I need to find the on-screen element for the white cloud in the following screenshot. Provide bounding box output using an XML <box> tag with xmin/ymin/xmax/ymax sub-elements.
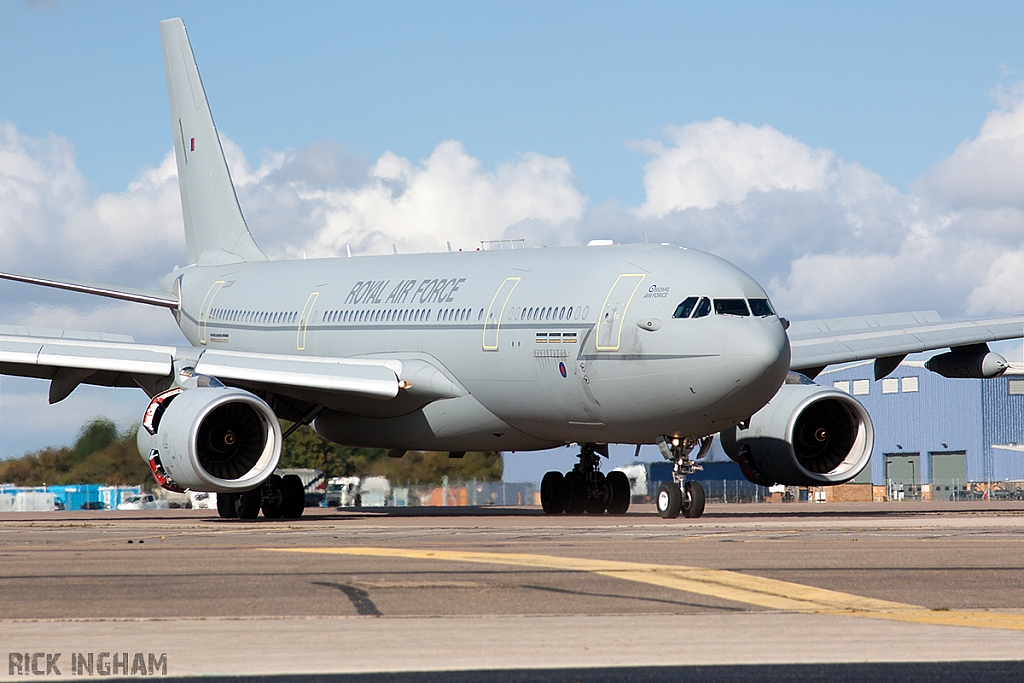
<box><xmin>0</xmin><ymin>122</ymin><xmax>184</xmax><ymax>285</ymax></box>
<box><xmin>289</xmin><ymin>141</ymin><xmax>585</xmax><ymax>257</ymax></box>
<box><xmin>617</xmin><ymin>101</ymin><xmax>1024</xmax><ymax>319</ymax></box>
<box><xmin>636</xmin><ymin>118</ymin><xmax>836</xmax><ymax>216</ymax></box>
<box><xmin>919</xmin><ymin>96</ymin><xmax>1024</xmax><ymax>210</ymax></box>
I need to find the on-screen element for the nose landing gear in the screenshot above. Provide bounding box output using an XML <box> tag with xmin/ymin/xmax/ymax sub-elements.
<box><xmin>654</xmin><ymin>435</ymin><xmax>711</xmax><ymax>519</ymax></box>
<box><xmin>540</xmin><ymin>443</ymin><xmax>631</xmax><ymax>515</ymax></box>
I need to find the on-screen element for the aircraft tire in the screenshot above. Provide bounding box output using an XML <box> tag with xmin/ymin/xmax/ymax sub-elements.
<box><xmin>585</xmin><ymin>471</ymin><xmax>607</xmax><ymax>515</ymax></box>
<box><xmin>237</xmin><ymin>488</ymin><xmax>262</xmax><ymax>519</ymax></box>
<box><xmin>217</xmin><ymin>492</ymin><xmax>239</xmax><ymax>519</ymax></box>
<box><xmin>540</xmin><ymin>471</ymin><xmax>565</xmax><ymax>514</ymax></box>
<box><xmin>562</xmin><ymin>471</ymin><xmax>588</xmax><ymax>515</ymax></box>
<box><xmin>682</xmin><ymin>481</ymin><xmax>706</xmax><ymax>519</ymax></box>
<box><xmin>656</xmin><ymin>482</ymin><xmax>682</xmax><ymax>519</ymax></box>
<box><xmin>261</xmin><ymin>474</ymin><xmax>284</xmax><ymax>519</ymax></box>
<box><xmin>606</xmin><ymin>471</ymin><xmax>631</xmax><ymax>515</ymax></box>
<box><xmin>281</xmin><ymin>474</ymin><xmax>306</xmax><ymax>519</ymax></box>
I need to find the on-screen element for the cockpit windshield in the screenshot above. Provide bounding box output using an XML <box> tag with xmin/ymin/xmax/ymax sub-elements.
<box><xmin>693</xmin><ymin>297</ymin><xmax>712</xmax><ymax>318</ymax></box>
<box><xmin>713</xmin><ymin>299</ymin><xmax>750</xmax><ymax>316</ymax></box>
<box><xmin>672</xmin><ymin>297</ymin><xmax>698</xmax><ymax>319</ymax></box>
<box><xmin>672</xmin><ymin>296</ymin><xmax>774</xmax><ymax>319</ymax></box>
<box><xmin>748</xmin><ymin>298</ymin><xmax>775</xmax><ymax>317</ymax></box>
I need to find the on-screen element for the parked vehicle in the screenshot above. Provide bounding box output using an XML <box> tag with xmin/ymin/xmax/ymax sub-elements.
<box><xmin>116</xmin><ymin>494</ymin><xmax>163</xmax><ymax>510</ymax></box>
<box><xmin>79</xmin><ymin>501</ymin><xmax>109</xmax><ymax>510</ymax></box>
<box><xmin>326</xmin><ymin>477</ymin><xmax>362</xmax><ymax>507</ymax></box>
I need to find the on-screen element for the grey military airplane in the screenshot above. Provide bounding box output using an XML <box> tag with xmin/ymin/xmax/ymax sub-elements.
<box><xmin>1</xmin><ymin>18</ymin><xmax>1022</xmax><ymax>520</ymax></box>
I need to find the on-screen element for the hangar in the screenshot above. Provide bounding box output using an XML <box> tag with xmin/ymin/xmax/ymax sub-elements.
<box><xmin>819</xmin><ymin>361</ymin><xmax>1024</xmax><ymax>500</ymax></box>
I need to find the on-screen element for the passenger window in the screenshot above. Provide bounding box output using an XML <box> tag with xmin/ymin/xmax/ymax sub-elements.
<box><xmin>714</xmin><ymin>299</ymin><xmax>750</xmax><ymax>316</ymax></box>
<box><xmin>673</xmin><ymin>297</ymin><xmax>698</xmax><ymax>319</ymax></box>
<box><xmin>749</xmin><ymin>298</ymin><xmax>775</xmax><ymax>317</ymax></box>
<box><xmin>692</xmin><ymin>297</ymin><xmax>712</xmax><ymax>318</ymax></box>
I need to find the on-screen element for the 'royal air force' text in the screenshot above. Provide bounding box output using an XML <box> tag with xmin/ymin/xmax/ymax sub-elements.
<box><xmin>344</xmin><ymin>278</ymin><xmax>466</xmax><ymax>306</ymax></box>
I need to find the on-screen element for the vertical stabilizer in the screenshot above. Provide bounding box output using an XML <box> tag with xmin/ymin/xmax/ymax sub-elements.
<box><xmin>160</xmin><ymin>18</ymin><xmax>267</xmax><ymax>266</ymax></box>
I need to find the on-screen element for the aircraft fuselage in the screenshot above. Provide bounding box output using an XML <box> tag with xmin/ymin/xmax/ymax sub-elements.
<box><xmin>170</xmin><ymin>243</ymin><xmax>791</xmax><ymax>451</ymax></box>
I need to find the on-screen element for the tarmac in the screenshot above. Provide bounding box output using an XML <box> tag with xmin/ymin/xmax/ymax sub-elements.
<box><xmin>2</xmin><ymin>501</ymin><xmax>1024</xmax><ymax>680</ymax></box>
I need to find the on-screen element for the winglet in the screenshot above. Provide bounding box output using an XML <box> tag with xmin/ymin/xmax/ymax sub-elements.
<box><xmin>160</xmin><ymin>18</ymin><xmax>267</xmax><ymax>266</ymax></box>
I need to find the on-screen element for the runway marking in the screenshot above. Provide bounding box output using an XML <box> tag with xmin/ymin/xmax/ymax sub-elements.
<box><xmin>267</xmin><ymin>547</ymin><xmax>1024</xmax><ymax>631</ymax></box>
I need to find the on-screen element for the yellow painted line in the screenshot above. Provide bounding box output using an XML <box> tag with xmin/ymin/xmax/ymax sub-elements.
<box><xmin>266</xmin><ymin>547</ymin><xmax>1024</xmax><ymax>631</ymax></box>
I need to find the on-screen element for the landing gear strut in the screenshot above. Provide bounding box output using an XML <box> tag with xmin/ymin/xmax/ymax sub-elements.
<box><xmin>540</xmin><ymin>443</ymin><xmax>630</xmax><ymax>515</ymax></box>
<box><xmin>215</xmin><ymin>473</ymin><xmax>305</xmax><ymax>520</ymax></box>
<box><xmin>654</xmin><ymin>435</ymin><xmax>711</xmax><ymax>519</ymax></box>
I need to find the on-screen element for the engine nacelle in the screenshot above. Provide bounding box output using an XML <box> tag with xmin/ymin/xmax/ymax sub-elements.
<box><xmin>925</xmin><ymin>349</ymin><xmax>1007</xmax><ymax>379</ymax></box>
<box><xmin>136</xmin><ymin>387</ymin><xmax>282</xmax><ymax>493</ymax></box>
<box><xmin>720</xmin><ymin>384</ymin><xmax>873</xmax><ymax>486</ymax></box>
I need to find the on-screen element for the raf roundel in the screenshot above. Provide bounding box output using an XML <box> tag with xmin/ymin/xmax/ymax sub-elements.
<box><xmin>558</xmin><ymin>362</ymin><xmax>567</xmax><ymax>378</ymax></box>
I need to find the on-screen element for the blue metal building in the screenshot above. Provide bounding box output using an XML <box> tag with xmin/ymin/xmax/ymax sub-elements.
<box><xmin>819</xmin><ymin>361</ymin><xmax>1024</xmax><ymax>496</ymax></box>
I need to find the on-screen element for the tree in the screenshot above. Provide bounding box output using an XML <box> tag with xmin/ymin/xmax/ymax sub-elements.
<box><xmin>0</xmin><ymin>419</ymin><xmax>150</xmax><ymax>486</ymax></box>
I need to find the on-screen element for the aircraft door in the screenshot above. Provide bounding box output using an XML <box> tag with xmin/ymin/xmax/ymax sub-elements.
<box><xmin>297</xmin><ymin>291</ymin><xmax>319</xmax><ymax>351</ymax></box>
<box><xmin>198</xmin><ymin>280</ymin><xmax>225</xmax><ymax>345</ymax></box>
<box><xmin>482</xmin><ymin>277</ymin><xmax>520</xmax><ymax>351</ymax></box>
<box><xmin>596</xmin><ymin>274</ymin><xmax>646</xmax><ymax>351</ymax></box>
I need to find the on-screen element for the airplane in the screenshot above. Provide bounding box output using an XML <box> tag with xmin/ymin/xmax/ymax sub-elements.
<box><xmin>1</xmin><ymin>17</ymin><xmax>1022</xmax><ymax>521</ymax></box>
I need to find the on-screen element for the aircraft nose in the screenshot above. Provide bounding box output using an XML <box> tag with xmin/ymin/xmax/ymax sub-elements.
<box><xmin>726</xmin><ymin>319</ymin><xmax>791</xmax><ymax>393</ymax></box>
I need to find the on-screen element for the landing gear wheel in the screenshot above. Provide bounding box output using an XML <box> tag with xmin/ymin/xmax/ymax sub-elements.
<box><xmin>236</xmin><ymin>488</ymin><xmax>262</xmax><ymax>519</ymax></box>
<box><xmin>261</xmin><ymin>474</ymin><xmax>284</xmax><ymax>519</ymax></box>
<box><xmin>585</xmin><ymin>471</ymin><xmax>607</xmax><ymax>515</ymax></box>
<box><xmin>540</xmin><ymin>471</ymin><xmax>565</xmax><ymax>514</ymax></box>
<box><xmin>280</xmin><ymin>474</ymin><xmax>305</xmax><ymax>519</ymax></box>
<box><xmin>682</xmin><ymin>481</ymin><xmax>706</xmax><ymax>519</ymax></box>
<box><xmin>217</xmin><ymin>492</ymin><xmax>238</xmax><ymax>519</ymax></box>
<box><xmin>606</xmin><ymin>471</ymin><xmax>631</xmax><ymax>515</ymax></box>
<box><xmin>562</xmin><ymin>471</ymin><xmax>587</xmax><ymax>515</ymax></box>
<box><xmin>656</xmin><ymin>482</ymin><xmax>682</xmax><ymax>519</ymax></box>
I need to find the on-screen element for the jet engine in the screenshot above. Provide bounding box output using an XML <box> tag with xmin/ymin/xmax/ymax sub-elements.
<box><xmin>136</xmin><ymin>387</ymin><xmax>282</xmax><ymax>492</ymax></box>
<box><xmin>925</xmin><ymin>345</ymin><xmax>1007</xmax><ymax>379</ymax></box>
<box><xmin>720</xmin><ymin>383</ymin><xmax>873</xmax><ymax>486</ymax></box>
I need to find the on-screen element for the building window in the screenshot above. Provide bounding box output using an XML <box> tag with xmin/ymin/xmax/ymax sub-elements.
<box><xmin>853</xmin><ymin>379</ymin><xmax>870</xmax><ymax>396</ymax></box>
<box><xmin>833</xmin><ymin>381</ymin><xmax>850</xmax><ymax>394</ymax></box>
<box><xmin>901</xmin><ymin>376</ymin><xmax>919</xmax><ymax>393</ymax></box>
<box><xmin>1010</xmin><ymin>379</ymin><xmax>1024</xmax><ymax>395</ymax></box>
<box><xmin>881</xmin><ymin>378</ymin><xmax>899</xmax><ymax>394</ymax></box>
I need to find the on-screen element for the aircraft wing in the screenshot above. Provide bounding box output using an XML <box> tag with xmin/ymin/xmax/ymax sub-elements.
<box><xmin>788</xmin><ymin>310</ymin><xmax>1024</xmax><ymax>377</ymax></box>
<box><xmin>0</xmin><ymin>328</ymin><xmax>414</xmax><ymax>404</ymax></box>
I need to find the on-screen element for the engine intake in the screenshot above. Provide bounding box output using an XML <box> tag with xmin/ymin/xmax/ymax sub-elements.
<box><xmin>720</xmin><ymin>384</ymin><xmax>873</xmax><ymax>486</ymax></box>
<box><xmin>137</xmin><ymin>387</ymin><xmax>282</xmax><ymax>492</ymax></box>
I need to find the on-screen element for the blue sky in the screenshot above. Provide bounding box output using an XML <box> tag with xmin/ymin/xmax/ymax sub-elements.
<box><xmin>3</xmin><ymin>1</ymin><xmax>1024</xmax><ymax>460</ymax></box>
<box><xmin>4</xmin><ymin>1</ymin><xmax>1024</xmax><ymax>203</ymax></box>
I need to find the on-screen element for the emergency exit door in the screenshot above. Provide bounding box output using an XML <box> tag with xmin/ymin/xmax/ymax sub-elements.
<box><xmin>596</xmin><ymin>274</ymin><xmax>645</xmax><ymax>351</ymax></box>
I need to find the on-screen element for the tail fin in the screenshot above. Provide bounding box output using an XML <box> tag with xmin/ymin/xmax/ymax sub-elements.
<box><xmin>160</xmin><ymin>18</ymin><xmax>267</xmax><ymax>266</ymax></box>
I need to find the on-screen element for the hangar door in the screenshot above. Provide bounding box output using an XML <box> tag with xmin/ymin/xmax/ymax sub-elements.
<box><xmin>885</xmin><ymin>454</ymin><xmax>921</xmax><ymax>501</ymax></box>
<box><xmin>930</xmin><ymin>452</ymin><xmax>968</xmax><ymax>500</ymax></box>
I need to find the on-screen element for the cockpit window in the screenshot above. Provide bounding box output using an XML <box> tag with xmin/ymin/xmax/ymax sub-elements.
<box><xmin>692</xmin><ymin>297</ymin><xmax>712</xmax><ymax>318</ymax></box>
<box><xmin>748</xmin><ymin>298</ymin><xmax>775</xmax><ymax>317</ymax></box>
<box><xmin>673</xmin><ymin>297</ymin><xmax>698</xmax><ymax>319</ymax></box>
<box><xmin>714</xmin><ymin>299</ymin><xmax>750</xmax><ymax>316</ymax></box>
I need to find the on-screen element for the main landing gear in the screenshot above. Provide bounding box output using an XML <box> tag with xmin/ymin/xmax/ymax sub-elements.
<box><xmin>540</xmin><ymin>443</ymin><xmax>631</xmax><ymax>515</ymax></box>
<box><xmin>654</xmin><ymin>435</ymin><xmax>711</xmax><ymax>519</ymax></box>
<box><xmin>216</xmin><ymin>473</ymin><xmax>305</xmax><ymax>520</ymax></box>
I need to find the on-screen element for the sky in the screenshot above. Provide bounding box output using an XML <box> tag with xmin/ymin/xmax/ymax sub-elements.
<box><xmin>2</xmin><ymin>1</ymin><xmax>1024</xmax><ymax>459</ymax></box>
